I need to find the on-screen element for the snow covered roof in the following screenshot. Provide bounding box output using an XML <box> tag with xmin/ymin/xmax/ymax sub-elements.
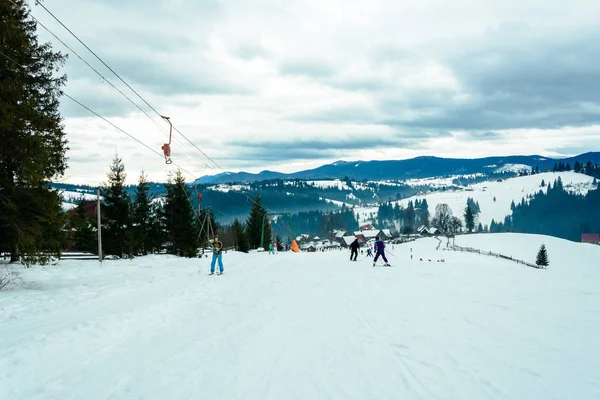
<box><xmin>342</xmin><ymin>236</ymin><xmax>356</xmax><ymax>246</ymax></box>
<box><xmin>362</xmin><ymin>230</ymin><xmax>379</xmax><ymax>238</ymax></box>
<box><xmin>381</xmin><ymin>229</ymin><xmax>392</xmax><ymax>237</ymax></box>
<box><xmin>334</xmin><ymin>231</ymin><xmax>347</xmax><ymax>238</ymax></box>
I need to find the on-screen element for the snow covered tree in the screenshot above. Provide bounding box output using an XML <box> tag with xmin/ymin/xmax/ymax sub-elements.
<box><xmin>132</xmin><ymin>171</ymin><xmax>152</xmax><ymax>255</ymax></box>
<box><xmin>101</xmin><ymin>155</ymin><xmax>132</xmax><ymax>257</ymax></box>
<box><xmin>536</xmin><ymin>244</ymin><xmax>549</xmax><ymax>268</ymax></box>
<box><xmin>0</xmin><ymin>0</ymin><xmax>68</xmax><ymax>264</ymax></box>
<box><xmin>246</xmin><ymin>195</ymin><xmax>270</xmax><ymax>250</ymax></box>
<box><xmin>164</xmin><ymin>170</ymin><xmax>198</xmax><ymax>257</ymax></box>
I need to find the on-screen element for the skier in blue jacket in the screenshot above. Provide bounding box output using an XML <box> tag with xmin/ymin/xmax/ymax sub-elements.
<box><xmin>373</xmin><ymin>236</ymin><xmax>390</xmax><ymax>267</ymax></box>
<box><xmin>210</xmin><ymin>236</ymin><xmax>224</xmax><ymax>275</ymax></box>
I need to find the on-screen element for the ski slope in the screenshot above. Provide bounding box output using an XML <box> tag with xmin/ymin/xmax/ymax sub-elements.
<box><xmin>1</xmin><ymin>234</ymin><xmax>599</xmax><ymax>399</ymax></box>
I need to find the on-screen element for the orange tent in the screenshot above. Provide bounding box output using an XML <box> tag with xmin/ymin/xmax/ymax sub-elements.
<box><xmin>291</xmin><ymin>240</ymin><xmax>300</xmax><ymax>253</ymax></box>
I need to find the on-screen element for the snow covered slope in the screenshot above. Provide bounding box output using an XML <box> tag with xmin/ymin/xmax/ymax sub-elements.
<box><xmin>395</xmin><ymin>171</ymin><xmax>595</xmax><ymax>226</ymax></box>
<box><xmin>1</xmin><ymin>233</ymin><xmax>599</xmax><ymax>399</ymax></box>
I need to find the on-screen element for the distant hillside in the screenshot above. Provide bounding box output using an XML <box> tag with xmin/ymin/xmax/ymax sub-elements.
<box><xmin>198</xmin><ymin>152</ymin><xmax>600</xmax><ymax>184</ymax></box>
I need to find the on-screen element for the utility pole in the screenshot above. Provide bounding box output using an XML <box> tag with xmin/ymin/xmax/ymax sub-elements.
<box><xmin>97</xmin><ymin>188</ymin><xmax>103</xmax><ymax>262</ymax></box>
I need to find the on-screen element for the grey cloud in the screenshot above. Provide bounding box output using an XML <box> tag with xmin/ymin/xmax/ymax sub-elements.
<box><xmin>234</xmin><ymin>43</ymin><xmax>271</xmax><ymax>60</ymax></box>
<box><xmin>279</xmin><ymin>59</ymin><xmax>335</xmax><ymax>78</ymax></box>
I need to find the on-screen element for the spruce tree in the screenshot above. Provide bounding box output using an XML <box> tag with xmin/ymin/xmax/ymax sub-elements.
<box><xmin>246</xmin><ymin>195</ymin><xmax>270</xmax><ymax>250</ymax></box>
<box><xmin>232</xmin><ymin>218</ymin><xmax>249</xmax><ymax>253</ymax></box>
<box><xmin>101</xmin><ymin>155</ymin><xmax>132</xmax><ymax>257</ymax></box>
<box><xmin>71</xmin><ymin>198</ymin><xmax>96</xmax><ymax>252</ymax></box>
<box><xmin>133</xmin><ymin>171</ymin><xmax>152</xmax><ymax>255</ymax></box>
<box><xmin>0</xmin><ymin>0</ymin><xmax>68</xmax><ymax>264</ymax></box>
<box><xmin>464</xmin><ymin>205</ymin><xmax>475</xmax><ymax>232</ymax></box>
<box><xmin>164</xmin><ymin>171</ymin><xmax>198</xmax><ymax>257</ymax></box>
<box><xmin>536</xmin><ymin>244</ymin><xmax>549</xmax><ymax>268</ymax></box>
<box><xmin>148</xmin><ymin>202</ymin><xmax>167</xmax><ymax>253</ymax></box>
<box><xmin>419</xmin><ymin>199</ymin><xmax>430</xmax><ymax>227</ymax></box>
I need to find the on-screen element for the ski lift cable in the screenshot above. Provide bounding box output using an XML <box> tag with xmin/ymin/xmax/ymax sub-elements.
<box><xmin>33</xmin><ymin>0</ymin><xmax>270</xmax><ymax>210</ymax></box>
<box><xmin>9</xmin><ymin>1</ymin><xmax>274</xmax><ymax>215</ymax></box>
<box><xmin>1</xmin><ymin>47</ymin><xmax>234</xmax><ymax>225</ymax></box>
<box><xmin>34</xmin><ymin>0</ymin><xmax>223</xmax><ymax>172</ymax></box>
<box><xmin>23</xmin><ymin>9</ymin><xmax>210</xmax><ymax>168</ymax></box>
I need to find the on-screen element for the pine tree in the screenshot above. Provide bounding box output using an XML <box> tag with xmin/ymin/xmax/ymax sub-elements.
<box><xmin>493</xmin><ymin>196</ymin><xmax>497</xmax><ymax>202</ymax></box>
<box><xmin>402</xmin><ymin>200</ymin><xmax>416</xmax><ymax>234</ymax></box>
<box><xmin>148</xmin><ymin>202</ymin><xmax>166</xmax><ymax>253</ymax></box>
<box><xmin>164</xmin><ymin>171</ymin><xmax>198</xmax><ymax>257</ymax></box>
<box><xmin>133</xmin><ymin>171</ymin><xmax>152</xmax><ymax>255</ymax></box>
<box><xmin>419</xmin><ymin>199</ymin><xmax>430</xmax><ymax>227</ymax></box>
<box><xmin>71</xmin><ymin>198</ymin><xmax>96</xmax><ymax>252</ymax></box>
<box><xmin>574</xmin><ymin>161</ymin><xmax>581</xmax><ymax>173</ymax></box>
<box><xmin>232</xmin><ymin>218</ymin><xmax>249</xmax><ymax>253</ymax></box>
<box><xmin>246</xmin><ymin>195</ymin><xmax>270</xmax><ymax>250</ymax></box>
<box><xmin>464</xmin><ymin>205</ymin><xmax>475</xmax><ymax>233</ymax></box>
<box><xmin>477</xmin><ymin>222</ymin><xmax>483</xmax><ymax>233</ymax></box>
<box><xmin>101</xmin><ymin>155</ymin><xmax>132</xmax><ymax>257</ymax></box>
<box><xmin>536</xmin><ymin>244</ymin><xmax>549</xmax><ymax>268</ymax></box>
<box><xmin>0</xmin><ymin>0</ymin><xmax>68</xmax><ymax>264</ymax></box>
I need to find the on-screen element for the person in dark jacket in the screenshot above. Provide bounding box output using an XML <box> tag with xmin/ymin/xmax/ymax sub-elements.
<box><xmin>350</xmin><ymin>238</ymin><xmax>359</xmax><ymax>261</ymax></box>
<box><xmin>373</xmin><ymin>236</ymin><xmax>390</xmax><ymax>266</ymax></box>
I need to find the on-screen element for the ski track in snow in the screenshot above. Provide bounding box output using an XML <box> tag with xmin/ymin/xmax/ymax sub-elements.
<box><xmin>1</xmin><ymin>234</ymin><xmax>600</xmax><ymax>399</ymax></box>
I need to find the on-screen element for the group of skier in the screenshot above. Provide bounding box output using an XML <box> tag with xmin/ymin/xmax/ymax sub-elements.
<box><xmin>209</xmin><ymin>235</ymin><xmax>391</xmax><ymax>275</ymax></box>
<box><xmin>350</xmin><ymin>237</ymin><xmax>390</xmax><ymax>266</ymax></box>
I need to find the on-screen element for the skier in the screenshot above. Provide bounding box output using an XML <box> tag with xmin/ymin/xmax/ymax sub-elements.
<box><xmin>366</xmin><ymin>247</ymin><xmax>373</xmax><ymax>257</ymax></box>
<box><xmin>268</xmin><ymin>241</ymin><xmax>274</xmax><ymax>254</ymax></box>
<box><xmin>373</xmin><ymin>236</ymin><xmax>390</xmax><ymax>267</ymax></box>
<box><xmin>350</xmin><ymin>238</ymin><xmax>359</xmax><ymax>261</ymax></box>
<box><xmin>210</xmin><ymin>236</ymin><xmax>224</xmax><ymax>275</ymax></box>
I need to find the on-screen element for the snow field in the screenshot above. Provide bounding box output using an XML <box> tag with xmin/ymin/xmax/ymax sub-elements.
<box><xmin>1</xmin><ymin>234</ymin><xmax>599</xmax><ymax>399</ymax></box>
<box><xmin>394</xmin><ymin>171</ymin><xmax>596</xmax><ymax>227</ymax></box>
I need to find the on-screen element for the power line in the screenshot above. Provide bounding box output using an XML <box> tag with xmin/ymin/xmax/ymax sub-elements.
<box><xmin>8</xmin><ymin>0</ymin><xmax>268</xmax><ymax>216</ymax></box>
<box><xmin>34</xmin><ymin>0</ymin><xmax>237</xmax><ymax>178</ymax></box>
<box><xmin>26</xmin><ymin>12</ymin><xmax>213</xmax><ymax>170</ymax></box>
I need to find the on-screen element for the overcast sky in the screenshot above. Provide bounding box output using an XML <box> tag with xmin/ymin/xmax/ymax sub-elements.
<box><xmin>30</xmin><ymin>0</ymin><xmax>600</xmax><ymax>184</ymax></box>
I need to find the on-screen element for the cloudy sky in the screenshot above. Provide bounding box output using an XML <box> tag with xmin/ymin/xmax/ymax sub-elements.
<box><xmin>30</xmin><ymin>0</ymin><xmax>600</xmax><ymax>184</ymax></box>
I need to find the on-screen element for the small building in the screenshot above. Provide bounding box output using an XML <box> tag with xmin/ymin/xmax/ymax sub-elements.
<box><xmin>418</xmin><ymin>226</ymin><xmax>440</xmax><ymax>236</ymax></box>
<box><xmin>360</xmin><ymin>224</ymin><xmax>375</xmax><ymax>231</ymax></box>
<box><xmin>582</xmin><ymin>233</ymin><xmax>600</xmax><ymax>244</ymax></box>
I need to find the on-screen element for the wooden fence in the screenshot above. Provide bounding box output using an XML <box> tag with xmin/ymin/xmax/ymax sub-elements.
<box><xmin>445</xmin><ymin>244</ymin><xmax>542</xmax><ymax>269</ymax></box>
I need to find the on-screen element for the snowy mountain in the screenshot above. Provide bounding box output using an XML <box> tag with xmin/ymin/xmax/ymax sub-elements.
<box><xmin>392</xmin><ymin>171</ymin><xmax>596</xmax><ymax>227</ymax></box>
<box><xmin>197</xmin><ymin>152</ymin><xmax>600</xmax><ymax>184</ymax></box>
<box><xmin>1</xmin><ymin>233</ymin><xmax>599</xmax><ymax>399</ymax></box>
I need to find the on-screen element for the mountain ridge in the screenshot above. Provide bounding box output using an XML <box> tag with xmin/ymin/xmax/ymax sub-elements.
<box><xmin>197</xmin><ymin>152</ymin><xmax>600</xmax><ymax>184</ymax></box>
